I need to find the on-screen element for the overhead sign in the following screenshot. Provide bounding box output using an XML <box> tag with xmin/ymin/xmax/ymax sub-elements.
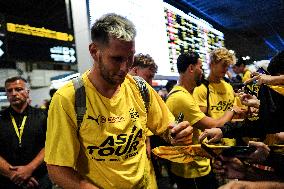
<box><xmin>4</xmin><ymin>20</ymin><xmax>77</xmax><ymax>64</ymax></box>
<box><xmin>50</xmin><ymin>46</ymin><xmax>76</xmax><ymax>63</ymax></box>
<box><xmin>7</xmin><ymin>23</ymin><xmax>74</xmax><ymax>42</ymax></box>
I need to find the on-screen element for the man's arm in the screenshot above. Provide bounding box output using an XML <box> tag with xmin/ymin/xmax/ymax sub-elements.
<box><xmin>245</xmin><ymin>74</ymin><xmax>284</xmax><ymax>86</ymax></box>
<box><xmin>199</xmin><ymin>106</ymin><xmax>207</xmax><ymax>114</ymax></box>
<box><xmin>9</xmin><ymin>148</ymin><xmax>45</xmax><ymax>185</ymax></box>
<box><xmin>199</xmin><ymin>119</ymin><xmax>266</xmax><ymax>143</ymax></box>
<box><xmin>0</xmin><ymin>155</ymin><xmax>13</xmax><ymax>178</ymax></box>
<box><xmin>47</xmin><ymin>164</ymin><xmax>99</xmax><ymax>189</ymax></box>
<box><xmin>194</xmin><ymin>110</ymin><xmax>234</xmax><ymax>130</ymax></box>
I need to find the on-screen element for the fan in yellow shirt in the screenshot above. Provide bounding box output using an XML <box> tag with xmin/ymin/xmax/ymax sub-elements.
<box><xmin>44</xmin><ymin>13</ymin><xmax>193</xmax><ymax>189</ymax></box>
<box><xmin>166</xmin><ymin>52</ymin><xmax>240</xmax><ymax>189</ymax></box>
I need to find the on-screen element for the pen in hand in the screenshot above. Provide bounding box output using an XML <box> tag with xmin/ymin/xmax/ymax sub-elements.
<box><xmin>171</xmin><ymin>112</ymin><xmax>184</xmax><ymax>138</ymax></box>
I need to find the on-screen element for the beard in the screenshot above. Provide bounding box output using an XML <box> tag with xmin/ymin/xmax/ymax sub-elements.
<box><xmin>10</xmin><ymin>97</ymin><xmax>27</xmax><ymax>108</ymax></box>
<box><xmin>195</xmin><ymin>74</ymin><xmax>202</xmax><ymax>87</ymax></box>
<box><xmin>97</xmin><ymin>55</ymin><xmax>126</xmax><ymax>86</ymax></box>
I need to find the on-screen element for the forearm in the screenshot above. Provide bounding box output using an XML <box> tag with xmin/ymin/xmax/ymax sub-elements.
<box><xmin>215</xmin><ymin>110</ymin><xmax>234</xmax><ymax>127</ymax></box>
<box><xmin>26</xmin><ymin>148</ymin><xmax>45</xmax><ymax>172</ymax></box>
<box><xmin>47</xmin><ymin>164</ymin><xmax>99</xmax><ymax>189</ymax></box>
<box><xmin>0</xmin><ymin>155</ymin><xmax>12</xmax><ymax>178</ymax></box>
<box><xmin>195</xmin><ymin>111</ymin><xmax>234</xmax><ymax>130</ymax></box>
<box><xmin>268</xmin><ymin>75</ymin><xmax>284</xmax><ymax>85</ymax></box>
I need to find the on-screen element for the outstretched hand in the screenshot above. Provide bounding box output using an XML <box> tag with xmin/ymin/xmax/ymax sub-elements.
<box><xmin>199</xmin><ymin>128</ymin><xmax>223</xmax><ymax>143</ymax></box>
<box><xmin>239</xmin><ymin>92</ymin><xmax>260</xmax><ymax>108</ymax></box>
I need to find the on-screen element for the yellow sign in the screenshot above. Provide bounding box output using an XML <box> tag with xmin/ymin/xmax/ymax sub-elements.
<box><xmin>7</xmin><ymin>23</ymin><xmax>74</xmax><ymax>42</ymax></box>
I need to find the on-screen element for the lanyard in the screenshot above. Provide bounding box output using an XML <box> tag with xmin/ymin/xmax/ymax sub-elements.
<box><xmin>10</xmin><ymin>113</ymin><xmax>27</xmax><ymax>146</ymax></box>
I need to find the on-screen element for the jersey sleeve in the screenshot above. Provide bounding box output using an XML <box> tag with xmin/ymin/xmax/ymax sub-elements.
<box><xmin>193</xmin><ymin>84</ymin><xmax>208</xmax><ymax>108</ymax></box>
<box><xmin>45</xmin><ymin>88</ymin><xmax>80</xmax><ymax>168</ymax></box>
<box><xmin>166</xmin><ymin>91</ymin><xmax>206</xmax><ymax>126</ymax></box>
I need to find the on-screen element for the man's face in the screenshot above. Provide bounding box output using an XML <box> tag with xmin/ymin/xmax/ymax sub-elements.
<box><xmin>5</xmin><ymin>80</ymin><xmax>29</xmax><ymax>107</ymax></box>
<box><xmin>210</xmin><ymin>60</ymin><xmax>230</xmax><ymax>79</ymax></box>
<box><xmin>136</xmin><ymin>67</ymin><xmax>156</xmax><ymax>85</ymax></box>
<box><xmin>193</xmin><ymin>59</ymin><xmax>203</xmax><ymax>86</ymax></box>
<box><xmin>93</xmin><ymin>37</ymin><xmax>135</xmax><ymax>86</ymax></box>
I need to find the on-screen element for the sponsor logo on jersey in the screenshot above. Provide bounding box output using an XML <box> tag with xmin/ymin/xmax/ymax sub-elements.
<box><xmin>210</xmin><ymin>99</ymin><xmax>233</xmax><ymax>111</ymax></box>
<box><xmin>87</xmin><ymin>115</ymin><xmax>125</xmax><ymax>125</ymax></box>
<box><xmin>86</xmin><ymin>108</ymin><xmax>143</xmax><ymax>161</ymax></box>
<box><xmin>87</xmin><ymin>125</ymin><xmax>143</xmax><ymax>161</ymax></box>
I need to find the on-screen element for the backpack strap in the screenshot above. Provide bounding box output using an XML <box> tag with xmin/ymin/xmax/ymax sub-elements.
<box><xmin>133</xmin><ymin>76</ymin><xmax>150</xmax><ymax>113</ymax></box>
<box><xmin>202</xmin><ymin>79</ymin><xmax>210</xmax><ymax>116</ymax></box>
<box><xmin>165</xmin><ymin>90</ymin><xmax>182</xmax><ymax>102</ymax></box>
<box><xmin>72</xmin><ymin>77</ymin><xmax>86</xmax><ymax>135</ymax></box>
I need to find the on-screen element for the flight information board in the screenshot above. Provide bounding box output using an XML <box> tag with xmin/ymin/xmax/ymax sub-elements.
<box><xmin>0</xmin><ymin>14</ymin><xmax>76</xmax><ymax>65</ymax></box>
<box><xmin>87</xmin><ymin>1</ymin><xmax>224</xmax><ymax>77</ymax></box>
<box><xmin>164</xmin><ymin>3</ymin><xmax>224</xmax><ymax>75</ymax></box>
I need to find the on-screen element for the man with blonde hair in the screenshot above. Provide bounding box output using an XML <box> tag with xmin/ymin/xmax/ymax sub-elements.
<box><xmin>194</xmin><ymin>48</ymin><xmax>236</xmax><ymax>120</ymax></box>
<box><xmin>193</xmin><ymin>47</ymin><xmax>238</xmax><ymax>185</ymax></box>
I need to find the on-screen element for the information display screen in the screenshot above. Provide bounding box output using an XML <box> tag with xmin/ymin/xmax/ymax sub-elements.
<box><xmin>87</xmin><ymin>1</ymin><xmax>224</xmax><ymax>77</ymax></box>
<box><xmin>164</xmin><ymin>3</ymin><xmax>224</xmax><ymax>75</ymax></box>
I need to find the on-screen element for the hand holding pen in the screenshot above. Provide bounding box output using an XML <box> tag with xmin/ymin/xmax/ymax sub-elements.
<box><xmin>168</xmin><ymin>112</ymin><xmax>193</xmax><ymax>145</ymax></box>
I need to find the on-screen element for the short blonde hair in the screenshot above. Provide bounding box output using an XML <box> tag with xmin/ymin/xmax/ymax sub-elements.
<box><xmin>91</xmin><ymin>13</ymin><xmax>136</xmax><ymax>45</ymax></box>
<box><xmin>210</xmin><ymin>48</ymin><xmax>236</xmax><ymax>66</ymax></box>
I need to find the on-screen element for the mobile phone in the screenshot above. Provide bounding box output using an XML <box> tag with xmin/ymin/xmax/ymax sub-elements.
<box><xmin>171</xmin><ymin>112</ymin><xmax>184</xmax><ymax>138</ymax></box>
<box><xmin>221</xmin><ymin>146</ymin><xmax>256</xmax><ymax>157</ymax></box>
<box><xmin>201</xmin><ymin>143</ymin><xmax>221</xmax><ymax>160</ymax></box>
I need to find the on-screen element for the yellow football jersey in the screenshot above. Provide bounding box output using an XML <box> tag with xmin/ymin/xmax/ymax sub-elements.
<box><xmin>166</xmin><ymin>86</ymin><xmax>210</xmax><ymax>178</ymax></box>
<box><xmin>45</xmin><ymin>71</ymin><xmax>174</xmax><ymax>189</ymax></box>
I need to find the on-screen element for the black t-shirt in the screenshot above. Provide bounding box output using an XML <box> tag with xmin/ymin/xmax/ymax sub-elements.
<box><xmin>0</xmin><ymin>105</ymin><xmax>48</xmax><ymax>186</ymax></box>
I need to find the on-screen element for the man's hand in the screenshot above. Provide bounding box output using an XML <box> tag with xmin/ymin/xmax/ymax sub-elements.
<box><xmin>25</xmin><ymin>176</ymin><xmax>39</xmax><ymax>188</ymax></box>
<box><xmin>168</xmin><ymin>121</ymin><xmax>193</xmax><ymax>145</ymax></box>
<box><xmin>199</xmin><ymin>128</ymin><xmax>223</xmax><ymax>143</ymax></box>
<box><xmin>231</xmin><ymin>106</ymin><xmax>247</xmax><ymax>119</ymax></box>
<box><xmin>9</xmin><ymin>165</ymin><xmax>34</xmax><ymax>186</ymax></box>
<box><xmin>239</xmin><ymin>93</ymin><xmax>260</xmax><ymax>108</ymax></box>
<box><xmin>213</xmin><ymin>156</ymin><xmax>246</xmax><ymax>180</ymax></box>
<box><xmin>246</xmin><ymin>141</ymin><xmax>270</xmax><ymax>163</ymax></box>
